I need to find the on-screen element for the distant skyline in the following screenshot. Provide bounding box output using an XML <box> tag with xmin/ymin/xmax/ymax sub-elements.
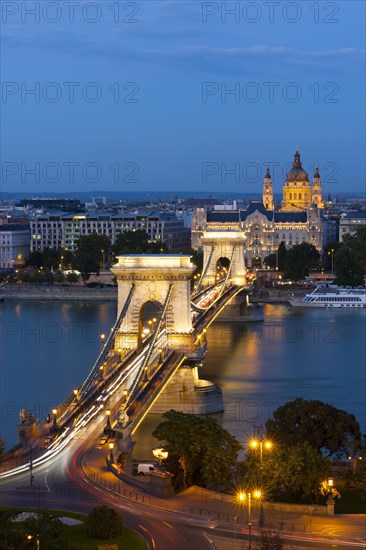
<box><xmin>1</xmin><ymin>1</ymin><xmax>365</xmax><ymax>194</ymax></box>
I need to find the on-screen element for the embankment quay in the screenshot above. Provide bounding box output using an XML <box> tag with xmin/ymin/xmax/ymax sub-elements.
<box><xmin>0</xmin><ymin>284</ymin><xmax>117</xmax><ymax>301</ymax></box>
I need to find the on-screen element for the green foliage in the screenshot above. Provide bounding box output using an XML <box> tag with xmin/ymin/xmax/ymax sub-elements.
<box><xmin>264</xmin><ymin>242</ymin><xmax>288</xmax><ymax>271</ymax></box>
<box><xmin>152</xmin><ymin>410</ymin><xmax>242</xmax><ymax>491</ymax></box>
<box><xmin>178</xmin><ymin>247</ymin><xmax>203</xmax><ymax>273</ymax></box>
<box><xmin>54</xmin><ymin>271</ymin><xmax>65</xmax><ymax>284</ymax></box>
<box><xmin>334</xmin><ymin>246</ymin><xmax>365</xmax><ymax>287</ymax></box>
<box><xmin>86</xmin><ymin>505</ymin><xmax>123</xmax><ymax>540</ymax></box>
<box><xmin>284</xmin><ymin>243</ymin><xmax>320</xmax><ymax>280</ymax></box>
<box><xmin>24</xmin><ymin>512</ymin><xmax>71</xmax><ymax>550</ymax></box>
<box><xmin>18</xmin><ymin>269</ymin><xmax>54</xmax><ymax>285</ymax></box>
<box><xmin>253</xmin><ymin>527</ymin><xmax>285</xmax><ymax>549</ymax></box>
<box><xmin>66</xmin><ymin>272</ymin><xmax>79</xmax><ymax>283</ymax></box>
<box><xmin>342</xmin><ymin>226</ymin><xmax>366</xmax><ymax>268</ymax></box>
<box><xmin>113</xmin><ymin>230</ymin><xmax>168</xmax><ymax>255</ymax></box>
<box><xmin>277</xmin><ymin>241</ymin><xmax>288</xmax><ymax>271</ymax></box>
<box><xmin>75</xmin><ymin>234</ymin><xmax>111</xmax><ymax>281</ymax></box>
<box><xmin>265</xmin><ymin>398</ymin><xmax>361</xmax><ymax>458</ymax></box>
<box><xmin>241</xmin><ymin>440</ymin><xmax>331</xmax><ymax>500</ymax></box>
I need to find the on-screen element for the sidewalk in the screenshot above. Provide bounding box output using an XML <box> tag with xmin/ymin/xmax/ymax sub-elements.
<box><xmin>83</xmin><ymin>446</ymin><xmax>366</xmax><ymax>542</ymax></box>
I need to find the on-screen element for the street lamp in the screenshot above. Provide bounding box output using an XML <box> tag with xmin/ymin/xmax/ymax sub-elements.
<box><xmin>100</xmin><ymin>333</ymin><xmax>106</xmax><ymax>341</ymax></box>
<box><xmin>123</xmin><ymin>389</ymin><xmax>128</xmax><ymax>402</ymax></box>
<box><xmin>249</xmin><ymin>437</ymin><xmax>272</xmax><ymax>527</ymax></box>
<box><xmin>109</xmin><ymin>442</ymin><xmax>115</xmax><ymax>464</ymax></box>
<box><xmin>73</xmin><ymin>389</ymin><xmax>78</xmax><ymax>402</ymax></box>
<box><xmin>27</xmin><ymin>534</ymin><xmax>40</xmax><ymax>549</ymax></box>
<box><xmin>51</xmin><ymin>408</ymin><xmax>58</xmax><ymax>432</ymax></box>
<box><xmin>327</xmin><ymin>248</ymin><xmax>335</xmax><ymax>274</ymax></box>
<box><xmin>104</xmin><ymin>409</ymin><xmax>111</xmax><ymax>433</ymax></box>
<box><xmin>236</xmin><ymin>490</ymin><xmax>262</xmax><ymax>549</ymax></box>
<box><xmin>152</xmin><ymin>445</ymin><xmax>168</xmax><ymax>468</ymax></box>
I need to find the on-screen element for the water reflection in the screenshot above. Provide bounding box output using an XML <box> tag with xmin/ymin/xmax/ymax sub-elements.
<box><xmin>1</xmin><ymin>300</ymin><xmax>365</xmax><ymax>453</ymax></box>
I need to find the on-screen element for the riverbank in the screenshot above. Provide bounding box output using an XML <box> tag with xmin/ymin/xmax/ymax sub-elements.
<box><xmin>250</xmin><ymin>288</ymin><xmax>306</xmax><ymax>304</ymax></box>
<box><xmin>0</xmin><ymin>284</ymin><xmax>117</xmax><ymax>301</ymax></box>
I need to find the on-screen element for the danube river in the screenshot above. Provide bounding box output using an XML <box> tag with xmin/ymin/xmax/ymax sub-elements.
<box><xmin>1</xmin><ymin>300</ymin><xmax>365</xmax><ymax>453</ymax></box>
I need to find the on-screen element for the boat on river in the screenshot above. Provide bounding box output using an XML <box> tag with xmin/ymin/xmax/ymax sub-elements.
<box><xmin>289</xmin><ymin>284</ymin><xmax>366</xmax><ymax>308</ymax></box>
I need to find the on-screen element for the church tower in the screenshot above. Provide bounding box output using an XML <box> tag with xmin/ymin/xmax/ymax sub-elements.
<box><xmin>281</xmin><ymin>150</ymin><xmax>312</xmax><ymax>211</ymax></box>
<box><xmin>262</xmin><ymin>167</ymin><xmax>274</xmax><ymax>210</ymax></box>
<box><xmin>311</xmin><ymin>164</ymin><xmax>324</xmax><ymax>208</ymax></box>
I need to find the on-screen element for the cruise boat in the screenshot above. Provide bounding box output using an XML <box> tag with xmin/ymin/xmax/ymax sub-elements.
<box><xmin>289</xmin><ymin>285</ymin><xmax>366</xmax><ymax>308</ymax></box>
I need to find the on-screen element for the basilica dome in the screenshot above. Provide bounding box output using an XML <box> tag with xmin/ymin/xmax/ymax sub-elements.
<box><xmin>286</xmin><ymin>150</ymin><xmax>309</xmax><ymax>182</ymax></box>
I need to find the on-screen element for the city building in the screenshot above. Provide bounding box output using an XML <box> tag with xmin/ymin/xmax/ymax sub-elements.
<box><xmin>339</xmin><ymin>211</ymin><xmax>366</xmax><ymax>241</ymax></box>
<box><xmin>0</xmin><ymin>222</ymin><xmax>30</xmax><ymax>268</ymax></box>
<box><xmin>192</xmin><ymin>150</ymin><xmax>324</xmax><ymax>267</ymax></box>
<box><xmin>30</xmin><ymin>211</ymin><xmax>190</xmax><ymax>252</ymax></box>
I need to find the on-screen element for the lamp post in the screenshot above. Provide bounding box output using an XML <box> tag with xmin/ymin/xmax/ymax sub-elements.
<box><xmin>327</xmin><ymin>248</ymin><xmax>335</xmax><ymax>275</ymax></box>
<box><xmin>237</xmin><ymin>490</ymin><xmax>262</xmax><ymax>549</ymax></box>
<box><xmin>249</xmin><ymin>437</ymin><xmax>272</xmax><ymax>527</ymax></box>
<box><xmin>109</xmin><ymin>442</ymin><xmax>115</xmax><ymax>464</ymax></box>
<box><xmin>101</xmin><ymin>249</ymin><xmax>105</xmax><ymax>270</ymax></box>
<box><xmin>123</xmin><ymin>389</ymin><xmax>128</xmax><ymax>403</ymax></box>
<box><xmin>152</xmin><ymin>445</ymin><xmax>168</xmax><ymax>469</ymax></box>
<box><xmin>51</xmin><ymin>408</ymin><xmax>58</xmax><ymax>432</ymax></box>
<box><xmin>27</xmin><ymin>534</ymin><xmax>40</xmax><ymax>549</ymax></box>
<box><xmin>104</xmin><ymin>409</ymin><xmax>111</xmax><ymax>434</ymax></box>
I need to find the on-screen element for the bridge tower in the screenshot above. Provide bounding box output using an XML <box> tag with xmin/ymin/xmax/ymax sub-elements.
<box><xmin>200</xmin><ymin>231</ymin><xmax>246</xmax><ymax>286</ymax></box>
<box><xmin>111</xmin><ymin>255</ymin><xmax>196</xmax><ymax>353</ymax></box>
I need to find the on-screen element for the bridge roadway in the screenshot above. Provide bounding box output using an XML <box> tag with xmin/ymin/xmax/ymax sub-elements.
<box><xmin>0</xmin><ymin>281</ymin><xmax>244</xmax><ymax>478</ymax></box>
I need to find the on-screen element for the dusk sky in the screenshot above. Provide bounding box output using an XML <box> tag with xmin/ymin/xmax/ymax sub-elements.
<box><xmin>1</xmin><ymin>0</ymin><xmax>365</xmax><ymax>194</ymax></box>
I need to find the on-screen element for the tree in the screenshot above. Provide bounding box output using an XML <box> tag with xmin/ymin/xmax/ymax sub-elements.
<box><xmin>265</xmin><ymin>398</ymin><xmax>361</xmax><ymax>459</ymax></box>
<box><xmin>86</xmin><ymin>505</ymin><xmax>123</xmax><ymax>539</ymax></box>
<box><xmin>240</xmin><ymin>440</ymin><xmax>330</xmax><ymax>500</ymax></box>
<box><xmin>24</xmin><ymin>513</ymin><xmax>69</xmax><ymax>550</ymax></box>
<box><xmin>284</xmin><ymin>243</ymin><xmax>320</xmax><ymax>280</ymax></box>
<box><xmin>264</xmin><ymin>242</ymin><xmax>287</xmax><ymax>271</ymax></box>
<box><xmin>342</xmin><ymin>226</ymin><xmax>366</xmax><ymax>269</ymax></box>
<box><xmin>334</xmin><ymin>246</ymin><xmax>364</xmax><ymax>287</ymax></box>
<box><xmin>75</xmin><ymin>234</ymin><xmax>111</xmax><ymax>282</ymax></box>
<box><xmin>113</xmin><ymin>230</ymin><xmax>168</xmax><ymax>256</ymax></box>
<box><xmin>54</xmin><ymin>271</ymin><xmax>65</xmax><ymax>284</ymax></box>
<box><xmin>0</xmin><ymin>436</ymin><xmax>4</xmax><ymax>453</ymax></box>
<box><xmin>152</xmin><ymin>410</ymin><xmax>242</xmax><ymax>491</ymax></box>
<box><xmin>277</xmin><ymin>241</ymin><xmax>288</xmax><ymax>271</ymax></box>
<box><xmin>254</xmin><ymin>527</ymin><xmax>285</xmax><ymax>549</ymax></box>
<box><xmin>66</xmin><ymin>272</ymin><xmax>79</xmax><ymax>284</ymax></box>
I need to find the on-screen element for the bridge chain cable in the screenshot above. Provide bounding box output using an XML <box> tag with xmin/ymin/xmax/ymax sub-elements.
<box><xmin>79</xmin><ymin>283</ymin><xmax>135</xmax><ymax>395</ymax></box>
<box><xmin>124</xmin><ymin>283</ymin><xmax>174</xmax><ymax>410</ymax></box>
<box><xmin>192</xmin><ymin>245</ymin><xmax>214</xmax><ymax>295</ymax></box>
<box><xmin>191</xmin><ymin>248</ymin><xmax>236</xmax><ymax>312</ymax></box>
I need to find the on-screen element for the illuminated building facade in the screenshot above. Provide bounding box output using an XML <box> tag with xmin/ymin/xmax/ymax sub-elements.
<box><xmin>192</xmin><ymin>150</ymin><xmax>324</xmax><ymax>267</ymax></box>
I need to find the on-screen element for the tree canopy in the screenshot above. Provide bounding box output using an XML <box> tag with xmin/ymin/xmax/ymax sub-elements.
<box><xmin>283</xmin><ymin>243</ymin><xmax>320</xmax><ymax>280</ymax></box>
<box><xmin>152</xmin><ymin>410</ymin><xmax>242</xmax><ymax>491</ymax></box>
<box><xmin>75</xmin><ymin>234</ymin><xmax>111</xmax><ymax>281</ymax></box>
<box><xmin>86</xmin><ymin>505</ymin><xmax>123</xmax><ymax>539</ymax></box>
<box><xmin>334</xmin><ymin>246</ymin><xmax>365</xmax><ymax>287</ymax></box>
<box><xmin>113</xmin><ymin>230</ymin><xmax>168</xmax><ymax>255</ymax></box>
<box><xmin>265</xmin><ymin>398</ymin><xmax>361</xmax><ymax>459</ymax></box>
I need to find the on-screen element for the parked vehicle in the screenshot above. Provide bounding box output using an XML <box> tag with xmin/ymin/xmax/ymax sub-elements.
<box><xmin>137</xmin><ymin>463</ymin><xmax>158</xmax><ymax>476</ymax></box>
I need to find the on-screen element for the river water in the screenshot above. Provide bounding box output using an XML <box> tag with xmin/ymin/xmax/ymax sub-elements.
<box><xmin>1</xmin><ymin>300</ymin><xmax>365</xmax><ymax>454</ymax></box>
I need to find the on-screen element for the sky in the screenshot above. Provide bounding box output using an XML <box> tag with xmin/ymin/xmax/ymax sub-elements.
<box><xmin>1</xmin><ymin>0</ymin><xmax>365</xmax><ymax>194</ymax></box>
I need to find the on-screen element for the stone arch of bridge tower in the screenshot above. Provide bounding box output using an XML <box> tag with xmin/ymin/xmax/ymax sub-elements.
<box><xmin>111</xmin><ymin>255</ymin><xmax>196</xmax><ymax>353</ymax></box>
<box><xmin>201</xmin><ymin>232</ymin><xmax>246</xmax><ymax>286</ymax></box>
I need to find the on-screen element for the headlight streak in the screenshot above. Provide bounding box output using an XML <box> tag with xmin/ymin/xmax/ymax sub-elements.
<box><xmin>0</xmin><ymin>330</ymin><xmax>167</xmax><ymax>480</ymax></box>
